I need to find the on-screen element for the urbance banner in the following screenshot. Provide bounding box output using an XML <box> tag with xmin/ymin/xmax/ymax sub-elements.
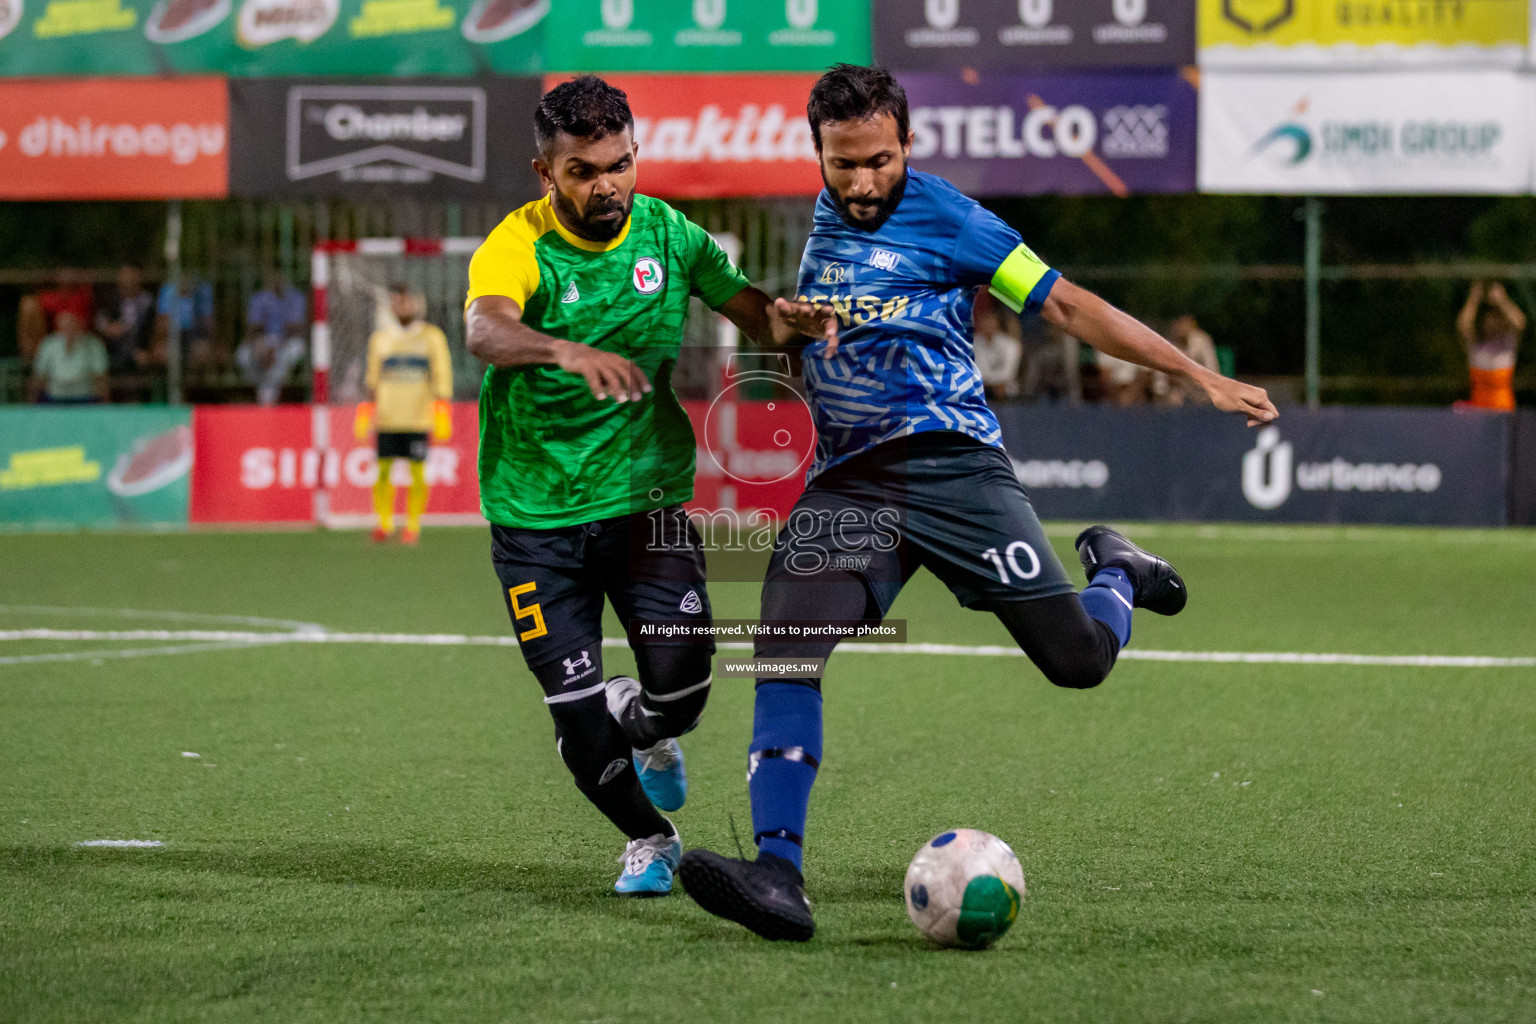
<box><xmin>874</xmin><ymin>0</ymin><xmax>1195</xmax><ymax>71</ymax></box>
<box><xmin>228</xmin><ymin>77</ymin><xmax>543</xmax><ymax>198</ymax></box>
<box><xmin>994</xmin><ymin>405</ymin><xmax>1510</xmax><ymax>526</ymax></box>
<box><xmin>901</xmin><ymin>71</ymin><xmax>1197</xmax><ymax>196</ymax></box>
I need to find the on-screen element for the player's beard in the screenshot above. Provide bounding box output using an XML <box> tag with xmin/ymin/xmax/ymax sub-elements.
<box><xmin>824</xmin><ymin>166</ymin><xmax>908</xmax><ymax>233</ymax></box>
<box><xmin>553</xmin><ymin>185</ymin><xmax>633</xmax><ymax>243</ymax></box>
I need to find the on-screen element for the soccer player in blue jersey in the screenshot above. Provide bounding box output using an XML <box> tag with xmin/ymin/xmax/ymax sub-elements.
<box><xmin>678</xmin><ymin>65</ymin><xmax>1280</xmax><ymax>940</ymax></box>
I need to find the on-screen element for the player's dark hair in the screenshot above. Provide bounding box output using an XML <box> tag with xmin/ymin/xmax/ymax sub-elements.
<box><xmin>534</xmin><ymin>75</ymin><xmax>634</xmax><ymax>156</ymax></box>
<box><xmin>388</xmin><ymin>282</ymin><xmax>409</xmax><ymax>295</ymax></box>
<box><xmin>806</xmin><ymin>64</ymin><xmax>909</xmax><ymax>149</ymax></box>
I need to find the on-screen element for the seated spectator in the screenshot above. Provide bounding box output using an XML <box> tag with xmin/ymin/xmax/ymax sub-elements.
<box><xmin>1096</xmin><ymin>350</ymin><xmax>1148</xmax><ymax>406</ymax></box>
<box><xmin>29</xmin><ymin>311</ymin><xmax>109</xmax><ymax>404</ymax></box>
<box><xmin>156</xmin><ymin>275</ymin><xmax>218</xmax><ymax>370</ymax></box>
<box><xmin>236</xmin><ymin>269</ymin><xmax>308</xmax><ymax>405</ymax></box>
<box><xmin>1153</xmin><ymin>315</ymin><xmax>1221</xmax><ymax>406</ymax></box>
<box><xmin>973</xmin><ymin>291</ymin><xmax>1023</xmax><ymax>400</ymax></box>
<box><xmin>96</xmin><ymin>265</ymin><xmax>158</xmax><ymax>372</ymax></box>
<box><xmin>1456</xmin><ymin>280</ymin><xmax>1524</xmax><ymax>412</ymax></box>
<box><xmin>18</xmin><ymin>268</ymin><xmax>96</xmax><ymax>365</ymax></box>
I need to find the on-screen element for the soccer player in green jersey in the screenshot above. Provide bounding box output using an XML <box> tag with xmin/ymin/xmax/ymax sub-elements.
<box><xmin>465</xmin><ymin>76</ymin><xmax>790</xmax><ymax>896</ymax></box>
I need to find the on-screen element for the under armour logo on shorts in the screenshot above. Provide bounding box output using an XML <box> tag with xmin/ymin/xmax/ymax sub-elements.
<box><xmin>564</xmin><ymin>650</ymin><xmax>593</xmax><ymax>676</ymax></box>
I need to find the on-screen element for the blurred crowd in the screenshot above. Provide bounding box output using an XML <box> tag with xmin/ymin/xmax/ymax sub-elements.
<box><xmin>12</xmin><ymin>267</ymin><xmax>310</xmax><ymax>405</ymax></box>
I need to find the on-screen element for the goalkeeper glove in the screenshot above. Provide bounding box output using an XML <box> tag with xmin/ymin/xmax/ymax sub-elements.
<box><xmin>432</xmin><ymin>400</ymin><xmax>453</xmax><ymax>442</ymax></box>
<box><xmin>353</xmin><ymin>402</ymin><xmax>374</xmax><ymax>441</ymax></box>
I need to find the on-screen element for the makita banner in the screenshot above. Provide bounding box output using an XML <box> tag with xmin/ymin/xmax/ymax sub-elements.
<box><xmin>228</xmin><ymin>77</ymin><xmax>543</xmax><ymax>198</ymax></box>
<box><xmin>1199</xmin><ymin>70</ymin><xmax>1533</xmax><ymax>195</ymax></box>
<box><xmin>902</xmin><ymin>70</ymin><xmax>1197</xmax><ymax>197</ymax></box>
<box><xmin>993</xmin><ymin>405</ymin><xmax>1510</xmax><ymax>526</ymax></box>
<box><xmin>874</xmin><ymin>0</ymin><xmax>1194</xmax><ymax>71</ymax></box>
<box><xmin>570</xmin><ymin>73</ymin><xmax>823</xmax><ymax>198</ymax></box>
<box><xmin>0</xmin><ymin>78</ymin><xmax>228</xmax><ymax>199</ymax></box>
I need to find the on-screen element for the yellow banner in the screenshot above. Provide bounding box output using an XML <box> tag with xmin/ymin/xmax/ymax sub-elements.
<box><xmin>1200</xmin><ymin>0</ymin><xmax>1527</xmax><ymax>51</ymax></box>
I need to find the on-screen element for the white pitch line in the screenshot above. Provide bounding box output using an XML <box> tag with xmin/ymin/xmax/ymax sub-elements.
<box><xmin>0</xmin><ymin>641</ymin><xmax>268</xmax><ymax>667</ymax></box>
<box><xmin>75</xmin><ymin>840</ymin><xmax>164</xmax><ymax>848</ymax></box>
<box><xmin>0</xmin><ymin>629</ymin><xmax>1531</xmax><ymax>669</ymax></box>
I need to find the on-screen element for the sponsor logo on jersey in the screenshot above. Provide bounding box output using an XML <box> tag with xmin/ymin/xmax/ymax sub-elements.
<box><xmin>633</xmin><ymin>257</ymin><xmax>665</xmax><ymax>295</ymax></box>
<box><xmin>679</xmin><ymin>589</ymin><xmax>703</xmax><ymax>614</ymax></box>
<box><xmin>869</xmin><ymin>249</ymin><xmax>901</xmax><ymax>271</ymax></box>
<box><xmin>797</xmin><ymin>292</ymin><xmax>911</xmax><ymax>327</ymax></box>
<box><xmin>598</xmin><ymin>758</ymin><xmax>628</xmax><ymax>785</ymax></box>
<box><xmin>561</xmin><ymin>280</ymin><xmax>579</xmax><ymax>303</ymax></box>
<box><xmin>817</xmin><ymin>263</ymin><xmax>846</xmax><ymax>284</ymax></box>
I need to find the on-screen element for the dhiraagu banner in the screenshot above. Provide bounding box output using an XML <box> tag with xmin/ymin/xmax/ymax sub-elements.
<box><xmin>0</xmin><ymin>0</ymin><xmax>546</xmax><ymax>75</ymax></box>
<box><xmin>1198</xmin><ymin>0</ymin><xmax>1528</xmax><ymax>67</ymax></box>
<box><xmin>0</xmin><ymin>408</ymin><xmax>192</xmax><ymax>529</ymax></box>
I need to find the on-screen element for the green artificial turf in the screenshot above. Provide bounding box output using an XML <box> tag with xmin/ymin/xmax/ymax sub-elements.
<box><xmin>1</xmin><ymin>525</ymin><xmax>1533</xmax><ymax>1023</ymax></box>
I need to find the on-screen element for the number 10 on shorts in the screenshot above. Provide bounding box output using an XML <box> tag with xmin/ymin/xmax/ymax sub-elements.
<box><xmin>981</xmin><ymin>541</ymin><xmax>1041</xmax><ymax>585</ymax></box>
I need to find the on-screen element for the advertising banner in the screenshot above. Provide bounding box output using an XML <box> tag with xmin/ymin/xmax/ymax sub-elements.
<box><xmin>1198</xmin><ymin>0</ymin><xmax>1527</xmax><ymax>67</ymax></box>
<box><xmin>902</xmin><ymin>70</ymin><xmax>1197</xmax><ymax>197</ymax></box>
<box><xmin>994</xmin><ymin>405</ymin><xmax>1510</xmax><ymax>526</ymax></box>
<box><xmin>575</xmin><ymin>73</ymin><xmax>823</xmax><ymax>198</ymax></box>
<box><xmin>544</xmin><ymin>0</ymin><xmax>868</xmax><ymax>73</ymax></box>
<box><xmin>0</xmin><ymin>0</ymin><xmax>545</xmax><ymax>76</ymax></box>
<box><xmin>1198</xmin><ymin>70</ymin><xmax>1532</xmax><ymax>195</ymax></box>
<box><xmin>0</xmin><ymin>407</ymin><xmax>192</xmax><ymax>529</ymax></box>
<box><xmin>874</xmin><ymin>0</ymin><xmax>1194</xmax><ymax>71</ymax></box>
<box><xmin>227</xmin><ymin>77</ymin><xmax>543</xmax><ymax>198</ymax></box>
<box><xmin>0</xmin><ymin>78</ymin><xmax>228</xmax><ymax>199</ymax></box>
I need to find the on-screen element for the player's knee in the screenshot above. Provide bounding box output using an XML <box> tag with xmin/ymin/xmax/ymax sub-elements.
<box><xmin>635</xmin><ymin>643</ymin><xmax>713</xmax><ymax>737</ymax></box>
<box><xmin>1030</xmin><ymin>648</ymin><xmax>1112</xmax><ymax>690</ymax></box>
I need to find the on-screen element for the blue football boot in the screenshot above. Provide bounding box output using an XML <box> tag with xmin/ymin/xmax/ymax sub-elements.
<box><xmin>614</xmin><ymin>828</ymin><xmax>682</xmax><ymax>897</ymax></box>
<box><xmin>605</xmin><ymin>675</ymin><xmax>688</xmax><ymax>811</ymax></box>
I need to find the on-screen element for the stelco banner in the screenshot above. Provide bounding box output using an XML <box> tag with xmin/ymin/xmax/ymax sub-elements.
<box><xmin>874</xmin><ymin>0</ymin><xmax>1195</xmax><ymax>70</ymax></box>
<box><xmin>1198</xmin><ymin>0</ymin><xmax>1528</xmax><ymax>67</ymax></box>
<box><xmin>902</xmin><ymin>71</ymin><xmax>1197</xmax><ymax>196</ymax></box>
<box><xmin>994</xmin><ymin>405</ymin><xmax>1511</xmax><ymax>526</ymax></box>
<box><xmin>0</xmin><ymin>0</ymin><xmax>545</xmax><ymax>76</ymax></box>
<box><xmin>228</xmin><ymin>77</ymin><xmax>542</xmax><ymax>197</ymax></box>
<box><xmin>0</xmin><ymin>407</ymin><xmax>192</xmax><ymax>529</ymax></box>
<box><xmin>0</xmin><ymin>77</ymin><xmax>228</xmax><ymax>199</ymax></box>
<box><xmin>544</xmin><ymin>0</ymin><xmax>869</xmax><ymax>72</ymax></box>
<box><xmin>580</xmin><ymin>73</ymin><xmax>823</xmax><ymax>198</ymax></box>
<box><xmin>1198</xmin><ymin>70</ymin><xmax>1533</xmax><ymax>195</ymax></box>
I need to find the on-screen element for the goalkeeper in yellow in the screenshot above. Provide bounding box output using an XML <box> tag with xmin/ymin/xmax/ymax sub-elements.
<box><xmin>354</xmin><ymin>283</ymin><xmax>453</xmax><ymax>545</ymax></box>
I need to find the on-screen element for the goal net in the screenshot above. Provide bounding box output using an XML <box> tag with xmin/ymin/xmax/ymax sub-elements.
<box><xmin>311</xmin><ymin>238</ymin><xmax>484</xmax><ymax>404</ymax></box>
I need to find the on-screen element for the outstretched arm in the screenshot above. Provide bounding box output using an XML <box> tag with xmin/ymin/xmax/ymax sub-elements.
<box><xmin>713</xmin><ymin>286</ymin><xmax>816</xmax><ymax>348</ymax></box>
<box><xmin>465</xmin><ymin>295</ymin><xmax>650</xmax><ymax>403</ymax></box>
<box><xmin>1486</xmin><ymin>282</ymin><xmax>1526</xmax><ymax>334</ymax></box>
<box><xmin>1041</xmin><ymin>278</ymin><xmax>1278</xmax><ymax>426</ymax></box>
<box><xmin>1457</xmin><ymin>281</ymin><xmax>1486</xmax><ymax>346</ymax></box>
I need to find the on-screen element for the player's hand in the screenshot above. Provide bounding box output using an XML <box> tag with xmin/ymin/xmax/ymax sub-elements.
<box><xmin>772</xmin><ymin>297</ymin><xmax>841</xmax><ymax>358</ymax></box>
<box><xmin>353</xmin><ymin>402</ymin><xmax>374</xmax><ymax>442</ymax></box>
<box><xmin>1204</xmin><ymin>375</ymin><xmax>1279</xmax><ymax>427</ymax></box>
<box><xmin>431</xmin><ymin>400</ymin><xmax>453</xmax><ymax>442</ymax></box>
<box><xmin>555</xmin><ymin>340</ymin><xmax>651</xmax><ymax>403</ymax></box>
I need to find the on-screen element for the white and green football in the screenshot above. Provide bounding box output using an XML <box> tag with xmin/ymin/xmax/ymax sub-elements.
<box><xmin>903</xmin><ymin>828</ymin><xmax>1026</xmax><ymax>949</ymax></box>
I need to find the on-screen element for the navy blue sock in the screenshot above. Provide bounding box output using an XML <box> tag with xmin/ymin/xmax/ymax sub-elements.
<box><xmin>1079</xmin><ymin>567</ymin><xmax>1134</xmax><ymax>647</ymax></box>
<box><xmin>748</xmin><ymin>682</ymin><xmax>822</xmax><ymax>872</ymax></box>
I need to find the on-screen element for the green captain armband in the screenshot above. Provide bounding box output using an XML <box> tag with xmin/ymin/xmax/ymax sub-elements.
<box><xmin>988</xmin><ymin>244</ymin><xmax>1060</xmax><ymax>315</ymax></box>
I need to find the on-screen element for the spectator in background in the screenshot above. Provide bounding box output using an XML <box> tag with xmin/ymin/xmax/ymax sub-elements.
<box><xmin>972</xmin><ymin>289</ymin><xmax>1023</xmax><ymax>400</ymax></box>
<box><xmin>17</xmin><ymin>268</ymin><xmax>97</xmax><ymax>364</ymax></box>
<box><xmin>156</xmin><ymin>275</ymin><xmax>218</xmax><ymax>370</ymax></box>
<box><xmin>1457</xmin><ymin>281</ymin><xmax>1524</xmax><ymax>412</ymax></box>
<box><xmin>1153</xmin><ymin>315</ymin><xmax>1222</xmax><ymax>406</ymax></box>
<box><xmin>29</xmin><ymin>311</ymin><xmax>108</xmax><ymax>404</ymax></box>
<box><xmin>96</xmin><ymin>265</ymin><xmax>157</xmax><ymax>372</ymax></box>
<box><xmin>1096</xmin><ymin>349</ymin><xmax>1148</xmax><ymax>406</ymax></box>
<box><xmin>236</xmin><ymin>269</ymin><xmax>308</xmax><ymax>405</ymax></box>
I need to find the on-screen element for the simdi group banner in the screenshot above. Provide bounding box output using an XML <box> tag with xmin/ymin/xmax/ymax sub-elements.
<box><xmin>0</xmin><ymin>407</ymin><xmax>192</xmax><ymax>529</ymax></box>
<box><xmin>227</xmin><ymin>77</ymin><xmax>543</xmax><ymax>198</ymax></box>
<box><xmin>0</xmin><ymin>0</ymin><xmax>864</xmax><ymax>76</ymax></box>
<box><xmin>1198</xmin><ymin>70</ymin><xmax>1533</xmax><ymax>195</ymax></box>
<box><xmin>901</xmin><ymin>70</ymin><xmax>1197</xmax><ymax>197</ymax></box>
<box><xmin>1198</xmin><ymin>0</ymin><xmax>1528</xmax><ymax>66</ymax></box>
<box><xmin>873</xmin><ymin>0</ymin><xmax>1195</xmax><ymax>70</ymax></box>
<box><xmin>0</xmin><ymin>77</ymin><xmax>228</xmax><ymax>199</ymax></box>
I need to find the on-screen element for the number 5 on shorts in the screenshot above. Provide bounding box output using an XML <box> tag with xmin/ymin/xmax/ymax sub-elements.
<box><xmin>508</xmin><ymin>582</ymin><xmax>548</xmax><ymax>641</ymax></box>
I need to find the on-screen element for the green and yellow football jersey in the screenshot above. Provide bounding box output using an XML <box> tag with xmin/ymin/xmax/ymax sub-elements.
<box><xmin>466</xmin><ymin>192</ymin><xmax>750</xmax><ymax>529</ymax></box>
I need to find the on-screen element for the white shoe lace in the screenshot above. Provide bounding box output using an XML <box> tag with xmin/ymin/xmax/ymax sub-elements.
<box><xmin>634</xmin><ymin>738</ymin><xmax>679</xmax><ymax>772</ymax></box>
<box><xmin>619</xmin><ymin>833</ymin><xmax>674</xmax><ymax>877</ymax></box>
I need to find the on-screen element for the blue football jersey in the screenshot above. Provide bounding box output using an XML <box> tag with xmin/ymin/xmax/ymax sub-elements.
<box><xmin>794</xmin><ymin>169</ymin><xmax>1059</xmax><ymax>480</ymax></box>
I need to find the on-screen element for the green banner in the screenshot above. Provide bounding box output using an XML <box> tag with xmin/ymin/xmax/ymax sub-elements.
<box><xmin>547</xmin><ymin>0</ymin><xmax>868</xmax><ymax>71</ymax></box>
<box><xmin>0</xmin><ymin>408</ymin><xmax>191</xmax><ymax>530</ymax></box>
<box><xmin>0</xmin><ymin>0</ymin><xmax>544</xmax><ymax>76</ymax></box>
